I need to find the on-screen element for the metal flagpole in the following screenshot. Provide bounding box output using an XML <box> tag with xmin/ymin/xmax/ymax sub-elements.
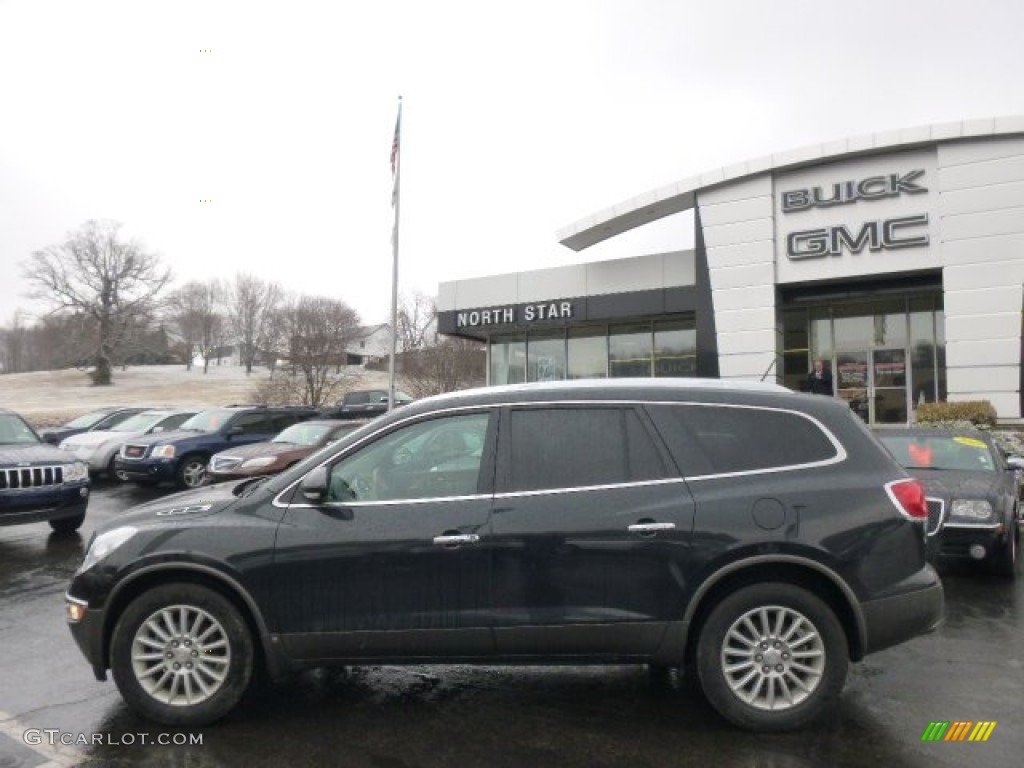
<box><xmin>388</xmin><ymin>96</ymin><xmax>402</xmax><ymax>412</ymax></box>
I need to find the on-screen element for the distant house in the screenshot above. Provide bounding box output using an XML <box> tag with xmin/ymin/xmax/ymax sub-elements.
<box><xmin>347</xmin><ymin>324</ymin><xmax>392</xmax><ymax>366</ymax></box>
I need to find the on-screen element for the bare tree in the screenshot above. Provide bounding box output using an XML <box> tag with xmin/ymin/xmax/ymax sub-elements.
<box><xmin>0</xmin><ymin>311</ymin><xmax>29</xmax><ymax>374</ymax></box>
<box><xmin>227</xmin><ymin>273</ymin><xmax>282</xmax><ymax>374</ymax></box>
<box><xmin>22</xmin><ymin>220</ymin><xmax>171</xmax><ymax>384</ymax></box>
<box><xmin>279</xmin><ymin>295</ymin><xmax>360</xmax><ymax>406</ymax></box>
<box><xmin>396</xmin><ymin>291</ymin><xmax>436</xmax><ymax>353</ymax></box>
<box><xmin>402</xmin><ymin>337</ymin><xmax>485</xmax><ymax>397</ymax></box>
<box><xmin>165</xmin><ymin>280</ymin><xmax>226</xmax><ymax>372</ymax></box>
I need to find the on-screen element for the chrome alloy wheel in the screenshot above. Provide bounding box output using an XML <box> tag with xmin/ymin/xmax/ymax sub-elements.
<box><xmin>720</xmin><ymin>605</ymin><xmax>825</xmax><ymax>711</ymax></box>
<box><xmin>131</xmin><ymin>605</ymin><xmax>231</xmax><ymax>706</ymax></box>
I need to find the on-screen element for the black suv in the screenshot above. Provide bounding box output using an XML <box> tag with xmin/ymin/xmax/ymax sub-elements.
<box><xmin>66</xmin><ymin>380</ymin><xmax>943</xmax><ymax>731</ymax></box>
<box><xmin>1</xmin><ymin>409</ymin><xmax>91</xmax><ymax>533</ymax></box>
<box><xmin>113</xmin><ymin>406</ymin><xmax>319</xmax><ymax>489</ymax></box>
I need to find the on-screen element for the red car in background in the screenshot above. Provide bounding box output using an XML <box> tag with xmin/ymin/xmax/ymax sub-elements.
<box><xmin>207</xmin><ymin>419</ymin><xmax>372</xmax><ymax>482</ymax></box>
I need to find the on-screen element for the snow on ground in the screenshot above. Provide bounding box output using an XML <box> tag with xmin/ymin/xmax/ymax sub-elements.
<box><xmin>0</xmin><ymin>364</ymin><xmax>389</xmax><ymax>427</ymax></box>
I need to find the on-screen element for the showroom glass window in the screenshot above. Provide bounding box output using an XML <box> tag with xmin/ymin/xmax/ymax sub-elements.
<box><xmin>609</xmin><ymin>324</ymin><xmax>652</xmax><ymax>378</ymax></box>
<box><xmin>504</xmin><ymin>407</ymin><xmax>669</xmax><ymax>492</ymax></box>
<box><xmin>654</xmin><ymin>318</ymin><xmax>696</xmax><ymax>377</ymax></box>
<box><xmin>490</xmin><ymin>336</ymin><xmax>526</xmax><ymax>385</ymax></box>
<box><xmin>327</xmin><ymin>412</ymin><xmax>491</xmax><ymax>503</ymax></box>
<box><xmin>527</xmin><ymin>332</ymin><xmax>567</xmax><ymax>382</ymax></box>
<box><xmin>567</xmin><ymin>327</ymin><xmax>608</xmax><ymax>379</ymax></box>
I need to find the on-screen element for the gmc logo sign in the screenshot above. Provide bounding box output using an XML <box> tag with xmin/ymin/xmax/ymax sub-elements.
<box><xmin>786</xmin><ymin>215</ymin><xmax>929</xmax><ymax>260</ymax></box>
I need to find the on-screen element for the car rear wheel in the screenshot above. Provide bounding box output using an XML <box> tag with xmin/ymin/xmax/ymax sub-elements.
<box><xmin>107</xmin><ymin>456</ymin><xmax>128</xmax><ymax>481</ymax></box>
<box><xmin>696</xmin><ymin>582</ymin><xmax>848</xmax><ymax>731</ymax></box>
<box><xmin>176</xmin><ymin>455</ymin><xmax>209</xmax><ymax>489</ymax></box>
<box><xmin>110</xmin><ymin>583</ymin><xmax>254</xmax><ymax>726</ymax></box>
<box><xmin>48</xmin><ymin>512</ymin><xmax>85</xmax><ymax>534</ymax></box>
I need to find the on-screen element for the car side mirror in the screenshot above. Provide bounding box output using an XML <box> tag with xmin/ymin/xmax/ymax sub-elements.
<box><xmin>1006</xmin><ymin>456</ymin><xmax>1024</xmax><ymax>472</ymax></box>
<box><xmin>300</xmin><ymin>466</ymin><xmax>329</xmax><ymax>503</ymax></box>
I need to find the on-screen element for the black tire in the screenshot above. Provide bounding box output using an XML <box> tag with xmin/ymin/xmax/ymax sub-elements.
<box><xmin>110</xmin><ymin>583</ymin><xmax>254</xmax><ymax>726</ymax></box>
<box><xmin>176</xmin><ymin>455</ymin><xmax>210</xmax><ymax>490</ymax></box>
<box><xmin>696</xmin><ymin>582</ymin><xmax>848</xmax><ymax>732</ymax></box>
<box><xmin>48</xmin><ymin>512</ymin><xmax>85</xmax><ymax>534</ymax></box>
<box><xmin>990</xmin><ymin>524</ymin><xmax>1018</xmax><ymax>578</ymax></box>
<box><xmin>106</xmin><ymin>455</ymin><xmax>128</xmax><ymax>482</ymax></box>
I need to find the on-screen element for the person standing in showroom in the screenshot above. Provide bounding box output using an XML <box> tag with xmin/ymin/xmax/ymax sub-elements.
<box><xmin>805</xmin><ymin>358</ymin><xmax>834</xmax><ymax>396</ymax></box>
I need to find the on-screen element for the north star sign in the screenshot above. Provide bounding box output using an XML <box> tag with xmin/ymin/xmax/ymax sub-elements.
<box><xmin>456</xmin><ymin>301</ymin><xmax>574</xmax><ymax>329</ymax></box>
<box><xmin>780</xmin><ymin>169</ymin><xmax>930</xmax><ymax>260</ymax></box>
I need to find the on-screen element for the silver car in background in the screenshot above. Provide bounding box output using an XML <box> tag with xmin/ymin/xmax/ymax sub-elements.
<box><xmin>59</xmin><ymin>409</ymin><xmax>198</xmax><ymax>479</ymax></box>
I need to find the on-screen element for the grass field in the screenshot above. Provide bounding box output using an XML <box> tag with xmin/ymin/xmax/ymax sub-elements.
<box><xmin>0</xmin><ymin>364</ymin><xmax>389</xmax><ymax>427</ymax></box>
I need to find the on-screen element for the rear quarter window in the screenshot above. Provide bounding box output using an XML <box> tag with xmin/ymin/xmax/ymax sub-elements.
<box><xmin>647</xmin><ymin>403</ymin><xmax>840</xmax><ymax>476</ymax></box>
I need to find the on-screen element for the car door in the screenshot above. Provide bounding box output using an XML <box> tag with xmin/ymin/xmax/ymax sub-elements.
<box><xmin>270</xmin><ymin>408</ymin><xmax>498</xmax><ymax>661</ymax></box>
<box><xmin>489</xmin><ymin>403</ymin><xmax>695</xmax><ymax>658</ymax></box>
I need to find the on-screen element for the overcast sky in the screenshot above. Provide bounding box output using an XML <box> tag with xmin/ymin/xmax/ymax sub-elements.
<box><xmin>1</xmin><ymin>0</ymin><xmax>1022</xmax><ymax>327</ymax></box>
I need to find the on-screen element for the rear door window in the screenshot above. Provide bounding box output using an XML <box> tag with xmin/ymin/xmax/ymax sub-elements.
<box><xmin>501</xmin><ymin>406</ymin><xmax>670</xmax><ymax>493</ymax></box>
<box><xmin>647</xmin><ymin>404</ymin><xmax>840</xmax><ymax>476</ymax></box>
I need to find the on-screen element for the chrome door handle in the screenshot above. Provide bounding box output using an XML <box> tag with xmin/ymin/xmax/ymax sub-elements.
<box><xmin>432</xmin><ymin>534</ymin><xmax>481</xmax><ymax>546</ymax></box>
<box><xmin>627</xmin><ymin>522</ymin><xmax>676</xmax><ymax>534</ymax></box>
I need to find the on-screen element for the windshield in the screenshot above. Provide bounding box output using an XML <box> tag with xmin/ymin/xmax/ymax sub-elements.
<box><xmin>273</xmin><ymin>423</ymin><xmax>333</xmax><ymax>446</ymax></box>
<box><xmin>64</xmin><ymin>410</ymin><xmax>112</xmax><ymax>429</ymax></box>
<box><xmin>109</xmin><ymin>411</ymin><xmax>169</xmax><ymax>432</ymax></box>
<box><xmin>878</xmin><ymin>434</ymin><xmax>997</xmax><ymax>472</ymax></box>
<box><xmin>0</xmin><ymin>413</ymin><xmax>41</xmax><ymax>445</ymax></box>
<box><xmin>178</xmin><ymin>409</ymin><xmax>233</xmax><ymax>433</ymax></box>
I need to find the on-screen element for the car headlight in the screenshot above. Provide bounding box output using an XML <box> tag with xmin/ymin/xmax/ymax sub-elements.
<box><xmin>240</xmin><ymin>456</ymin><xmax>277</xmax><ymax>470</ymax></box>
<box><xmin>63</xmin><ymin>462</ymin><xmax>89</xmax><ymax>483</ymax></box>
<box><xmin>79</xmin><ymin>526</ymin><xmax>137</xmax><ymax>572</ymax></box>
<box><xmin>151</xmin><ymin>445</ymin><xmax>176</xmax><ymax>459</ymax></box>
<box><xmin>950</xmin><ymin>499</ymin><xmax>994</xmax><ymax>520</ymax></box>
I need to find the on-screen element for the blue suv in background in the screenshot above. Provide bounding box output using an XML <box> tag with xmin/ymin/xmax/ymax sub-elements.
<box><xmin>114</xmin><ymin>406</ymin><xmax>319</xmax><ymax>489</ymax></box>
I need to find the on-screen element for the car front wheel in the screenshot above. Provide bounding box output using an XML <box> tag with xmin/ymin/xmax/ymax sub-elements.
<box><xmin>176</xmin><ymin>455</ymin><xmax>209</xmax><ymax>489</ymax></box>
<box><xmin>696</xmin><ymin>582</ymin><xmax>848</xmax><ymax>731</ymax></box>
<box><xmin>110</xmin><ymin>583</ymin><xmax>254</xmax><ymax>726</ymax></box>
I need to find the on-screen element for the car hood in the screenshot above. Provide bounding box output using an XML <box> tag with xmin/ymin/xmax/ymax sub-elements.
<box><xmin>107</xmin><ymin>481</ymin><xmax>243</xmax><ymax>530</ymax></box>
<box><xmin>213</xmin><ymin>442</ymin><xmax>308</xmax><ymax>460</ymax></box>
<box><xmin>908</xmin><ymin>469</ymin><xmax>1005</xmax><ymax>499</ymax></box>
<box><xmin>62</xmin><ymin>429</ymin><xmax>143</xmax><ymax>449</ymax></box>
<box><xmin>0</xmin><ymin>443</ymin><xmax>78</xmax><ymax>465</ymax></box>
<box><xmin>123</xmin><ymin>429</ymin><xmax>207</xmax><ymax>447</ymax></box>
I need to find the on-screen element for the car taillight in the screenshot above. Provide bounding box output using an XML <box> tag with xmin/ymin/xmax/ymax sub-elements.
<box><xmin>886</xmin><ymin>478</ymin><xmax>928</xmax><ymax>521</ymax></box>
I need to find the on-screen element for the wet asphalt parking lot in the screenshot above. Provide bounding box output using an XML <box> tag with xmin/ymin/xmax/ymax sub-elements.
<box><xmin>1</xmin><ymin>481</ymin><xmax>1021</xmax><ymax>768</ymax></box>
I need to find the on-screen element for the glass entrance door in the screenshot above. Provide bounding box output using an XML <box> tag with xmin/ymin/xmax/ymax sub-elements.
<box><xmin>835</xmin><ymin>349</ymin><xmax>908</xmax><ymax>424</ymax></box>
<box><xmin>872</xmin><ymin>349</ymin><xmax>908</xmax><ymax>424</ymax></box>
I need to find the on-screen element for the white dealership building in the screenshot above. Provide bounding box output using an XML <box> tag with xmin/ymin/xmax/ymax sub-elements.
<box><xmin>437</xmin><ymin>117</ymin><xmax>1024</xmax><ymax>424</ymax></box>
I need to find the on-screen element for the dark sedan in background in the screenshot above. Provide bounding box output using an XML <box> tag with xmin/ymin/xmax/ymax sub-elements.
<box><xmin>874</xmin><ymin>427</ymin><xmax>1021</xmax><ymax>577</ymax></box>
<box><xmin>207</xmin><ymin>419</ymin><xmax>372</xmax><ymax>481</ymax></box>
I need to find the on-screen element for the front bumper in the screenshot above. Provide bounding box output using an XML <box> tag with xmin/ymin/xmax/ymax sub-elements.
<box><xmin>935</xmin><ymin>523</ymin><xmax>1008</xmax><ymax>561</ymax></box>
<box><xmin>113</xmin><ymin>457</ymin><xmax>176</xmax><ymax>483</ymax></box>
<box><xmin>66</xmin><ymin>594</ymin><xmax>108</xmax><ymax>680</ymax></box>
<box><xmin>0</xmin><ymin>486</ymin><xmax>89</xmax><ymax>527</ymax></box>
<box><xmin>861</xmin><ymin>564</ymin><xmax>944</xmax><ymax>656</ymax></box>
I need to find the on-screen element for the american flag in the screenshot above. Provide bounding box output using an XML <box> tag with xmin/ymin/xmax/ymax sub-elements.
<box><xmin>390</xmin><ymin>102</ymin><xmax>402</xmax><ymax>176</ymax></box>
